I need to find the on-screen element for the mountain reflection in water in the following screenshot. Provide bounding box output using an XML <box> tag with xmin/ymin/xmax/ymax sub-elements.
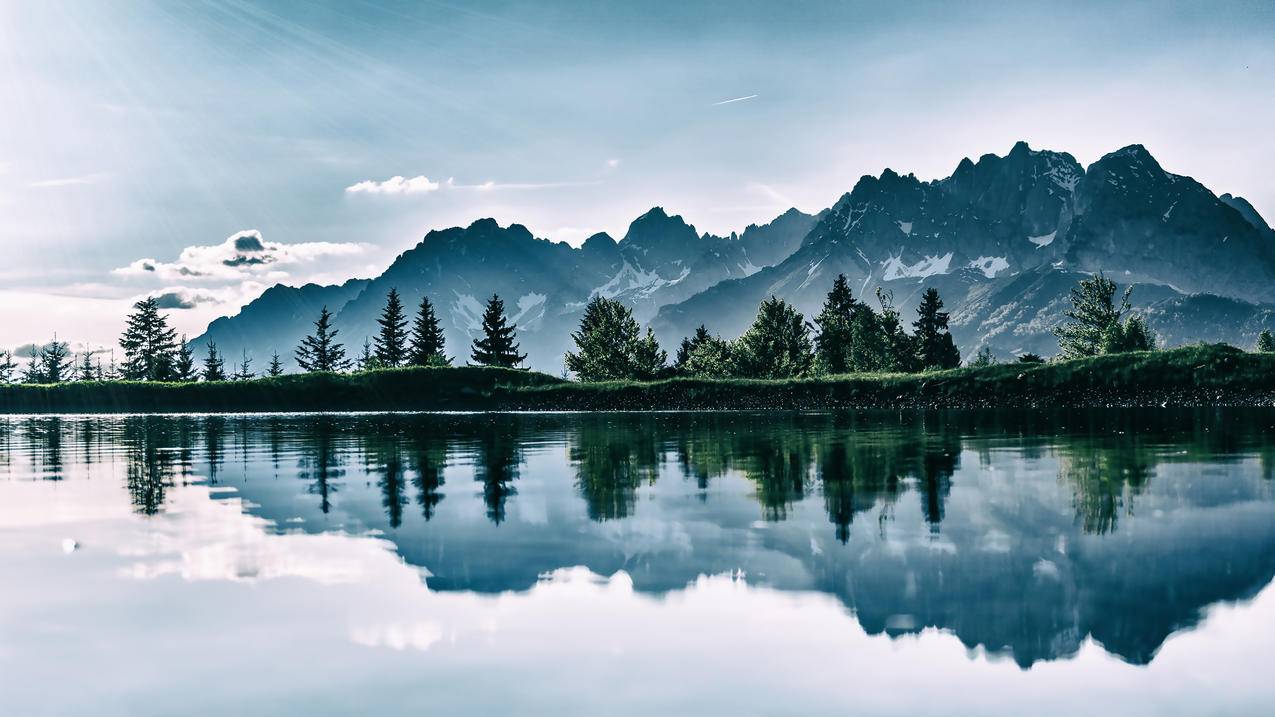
<box><xmin>4</xmin><ymin>409</ymin><xmax>1275</xmax><ymax>672</ymax></box>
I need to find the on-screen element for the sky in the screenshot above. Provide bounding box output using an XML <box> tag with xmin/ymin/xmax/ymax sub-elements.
<box><xmin>1</xmin><ymin>0</ymin><xmax>1274</xmax><ymax>351</ymax></box>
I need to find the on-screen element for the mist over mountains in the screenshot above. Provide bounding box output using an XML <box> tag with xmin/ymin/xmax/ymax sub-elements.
<box><xmin>193</xmin><ymin>142</ymin><xmax>1275</xmax><ymax>372</ymax></box>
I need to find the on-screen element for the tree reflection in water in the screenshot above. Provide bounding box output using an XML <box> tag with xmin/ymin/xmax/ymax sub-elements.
<box><xmin>28</xmin><ymin>408</ymin><xmax>1275</xmax><ymax>668</ymax></box>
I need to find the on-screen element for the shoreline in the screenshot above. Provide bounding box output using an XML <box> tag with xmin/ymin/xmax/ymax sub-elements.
<box><xmin>3</xmin><ymin>344</ymin><xmax>1273</xmax><ymax>415</ymax></box>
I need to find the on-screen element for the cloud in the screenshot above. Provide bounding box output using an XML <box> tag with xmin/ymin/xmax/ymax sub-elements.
<box><xmin>711</xmin><ymin>94</ymin><xmax>758</xmax><ymax>106</ymax></box>
<box><xmin>14</xmin><ymin>343</ymin><xmax>46</xmax><ymax>358</ymax></box>
<box><xmin>28</xmin><ymin>172</ymin><xmax>110</xmax><ymax>188</ymax></box>
<box><xmin>151</xmin><ymin>290</ymin><xmax>219</xmax><ymax>310</ymax></box>
<box><xmin>114</xmin><ymin>230</ymin><xmax>365</xmax><ymax>282</ymax></box>
<box><xmin>345</xmin><ymin>175</ymin><xmax>441</xmax><ymax>195</ymax></box>
<box><xmin>347</xmin><ymin>175</ymin><xmax>598</xmax><ymax>196</ymax></box>
<box><xmin>606</xmin><ymin>158</ymin><xmax>621</xmax><ymax>169</ymax></box>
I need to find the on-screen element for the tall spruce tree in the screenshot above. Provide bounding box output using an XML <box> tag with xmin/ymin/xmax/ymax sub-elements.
<box><xmin>913</xmin><ymin>287</ymin><xmax>961</xmax><ymax>369</ymax></box>
<box><xmin>565</xmin><ymin>296</ymin><xmax>643</xmax><ymax>380</ymax></box>
<box><xmin>733</xmin><ymin>296</ymin><xmax>814</xmax><ymax>379</ymax></box>
<box><xmin>76</xmin><ymin>352</ymin><xmax>97</xmax><ymax>381</ymax></box>
<box><xmin>201</xmin><ymin>342</ymin><xmax>226</xmax><ymax>381</ymax></box>
<box><xmin>631</xmin><ymin>327</ymin><xmax>668</xmax><ymax>380</ymax></box>
<box><xmin>26</xmin><ymin>337</ymin><xmax>73</xmax><ymax>384</ymax></box>
<box><xmin>357</xmin><ymin>337</ymin><xmax>376</xmax><ymax>371</ymax></box>
<box><xmin>848</xmin><ymin>303</ymin><xmax>887</xmax><ymax>372</ymax></box>
<box><xmin>814</xmin><ymin>274</ymin><xmax>857</xmax><ymax>374</ymax></box>
<box><xmin>266</xmin><ymin>351</ymin><xmax>284</xmax><ymax>377</ymax></box>
<box><xmin>374</xmin><ymin>288</ymin><xmax>409</xmax><ymax>367</ymax></box>
<box><xmin>172</xmin><ymin>336</ymin><xmax>197</xmax><ymax>382</ymax></box>
<box><xmin>470</xmin><ymin>295</ymin><xmax>526</xmax><ymax>368</ymax></box>
<box><xmin>408</xmin><ymin>296</ymin><xmax>449</xmax><ymax>366</ymax></box>
<box><xmin>119</xmin><ymin>297</ymin><xmax>180</xmax><ymax>381</ymax></box>
<box><xmin>0</xmin><ymin>350</ymin><xmax>17</xmax><ymax>383</ymax></box>
<box><xmin>295</xmin><ymin>306</ymin><xmax>351</xmax><ymax>372</ymax></box>
<box><xmin>233</xmin><ymin>349</ymin><xmax>255</xmax><ymax>381</ymax></box>
<box><xmin>876</xmin><ymin>289</ymin><xmax>918</xmax><ymax>372</ymax></box>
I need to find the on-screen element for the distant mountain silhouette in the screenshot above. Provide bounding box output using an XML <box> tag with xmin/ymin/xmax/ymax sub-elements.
<box><xmin>194</xmin><ymin>142</ymin><xmax>1275</xmax><ymax>369</ymax></box>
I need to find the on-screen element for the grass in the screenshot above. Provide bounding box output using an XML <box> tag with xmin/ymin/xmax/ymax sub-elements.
<box><xmin>2</xmin><ymin>344</ymin><xmax>1273</xmax><ymax>414</ymax></box>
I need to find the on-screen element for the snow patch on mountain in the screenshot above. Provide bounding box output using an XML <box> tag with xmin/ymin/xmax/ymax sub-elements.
<box><xmin>1045</xmin><ymin>158</ymin><xmax>1081</xmax><ymax>192</ymax></box>
<box><xmin>969</xmin><ymin>256</ymin><xmax>1010</xmax><ymax>279</ymax></box>
<box><xmin>451</xmin><ymin>292</ymin><xmax>485</xmax><ymax>333</ymax></box>
<box><xmin>513</xmin><ymin>292</ymin><xmax>547</xmax><ymax>328</ymax></box>
<box><xmin>593</xmin><ymin>262</ymin><xmax>689</xmax><ymax>300</ymax></box>
<box><xmin>881</xmin><ymin>252</ymin><xmax>953</xmax><ymax>281</ymax></box>
<box><xmin>1028</xmin><ymin>231</ymin><xmax>1057</xmax><ymax>248</ymax></box>
<box><xmin>797</xmin><ymin>257</ymin><xmax>826</xmax><ymax>290</ymax></box>
<box><xmin>896</xmin><ymin>220</ymin><xmax>913</xmax><ymax>236</ymax></box>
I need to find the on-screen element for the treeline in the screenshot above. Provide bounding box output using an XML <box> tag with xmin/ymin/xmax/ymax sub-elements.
<box><xmin>567</xmin><ymin>277</ymin><xmax>963</xmax><ymax>381</ymax></box>
<box><xmin>0</xmin><ymin>268</ymin><xmax>1196</xmax><ymax>387</ymax></box>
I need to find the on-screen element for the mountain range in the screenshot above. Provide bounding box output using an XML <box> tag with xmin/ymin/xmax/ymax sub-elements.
<box><xmin>193</xmin><ymin>142</ymin><xmax>1275</xmax><ymax>372</ymax></box>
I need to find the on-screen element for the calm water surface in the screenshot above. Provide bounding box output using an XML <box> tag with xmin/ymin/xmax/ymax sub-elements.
<box><xmin>3</xmin><ymin>410</ymin><xmax>1275</xmax><ymax>715</ymax></box>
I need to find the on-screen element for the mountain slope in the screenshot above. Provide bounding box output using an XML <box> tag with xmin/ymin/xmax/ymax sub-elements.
<box><xmin>654</xmin><ymin>142</ymin><xmax>1275</xmax><ymax>359</ymax></box>
<box><xmin>197</xmin><ymin>208</ymin><xmax>814</xmax><ymax>372</ymax></box>
<box><xmin>191</xmin><ymin>279</ymin><xmax>369</xmax><ymax>370</ymax></box>
<box><xmin>195</xmin><ymin>141</ymin><xmax>1275</xmax><ymax>370</ymax></box>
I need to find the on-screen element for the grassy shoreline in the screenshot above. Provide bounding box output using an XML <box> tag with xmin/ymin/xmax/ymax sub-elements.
<box><xmin>2</xmin><ymin>344</ymin><xmax>1273</xmax><ymax>414</ymax></box>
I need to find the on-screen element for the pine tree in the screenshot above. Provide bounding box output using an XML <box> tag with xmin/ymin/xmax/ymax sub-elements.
<box><xmin>733</xmin><ymin>296</ymin><xmax>814</xmax><ymax>379</ymax></box>
<box><xmin>674</xmin><ymin>325</ymin><xmax>714</xmax><ymax>373</ymax></box>
<box><xmin>104</xmin><ymin>350</ymin><xmax>121</xmax><ymax>381</ymax></box>
<box><xmin>201</xmin><ymin>342</ymin><xmax>226</xmax><ymax>381</ymax></box>
<box><xmin>470</xmin><ymin>294</ymin><xmax>526</xmax><ymax>368</ymax></box>
<box><xmin>374</xmin><ymin>288</ymin><xmax>409</xmax><ymax>367</ymax></box>
<box><xmin>970</xmin><ymin>346</ymin><xmax>997</xmax><ymax>367</ymax></box>
<box><xmin>877</xmin><ymin>288</ymin><xmax>918</xmax><ymax>372</ymax></box>
<box><xmin>1055</xmin><ymin>273</ymin><xmax>1143</xmax><ymax>358</ymax></box>
<box><xmin>1017</xmin><ymin>353</ymin><xmax>1046</xmax><ymax>364</ymax></box>
<box><xmin>0</xmin><ymin>350</ymin><xmax>17</xmax><ymax>383</ymax></box>
<box><xmin>631</xmin><ymin>327</ymin><xmax>668</xmax><ymax>380</ymax></box>
<box><xmin>76</xmin><ymin>352</ymin><xmax>97</xmax><ymax>381</ymax></box>
<box><xmin>295</xmin><ymin>306</ymin><xmax>351</xmax><ymax>373</ymax></box>
<box><xmin>1258</xmin><ymin>329</ymin><xmax>1275</xmax><ymax>353</ymax></box>
<box><xmin>408</xmin><ymin>296</ymin><xmax>449</xmax><ymax>366</ymax></box>
<box><xmin>25</xmin><ymin>337</ymin><xmax>72</xmax><ymax>384</ymax></box>
<box><xmin>674</xmin><ymin>325</ymin><xmax>735</xmax><ymax>378</ymax></box>
<box><xmin>172</xmin><ymin>336</ymin><xmax>197</xmax><ymax>382</ymax></box>
<box><xmin>1101</xmin><ymin>314</ymin><xmax>1157</xmax><ymax>354</ymax></box>
<box><xmin>848</xmin><ymin>303</ymin><xmax>887</xmax><ymax>372</ymax></box>
<box><xmin>233</xmin><ymin>349</ymin><xmax>255</xmax><ymax>381</ymax></box>
<box><xmin>565</xmin><ymin>296</ymin><xmax>643</xmax><ymax>380</ymax></box>
<box><xmin>913</xmin><ymin>287</ymin><xmax>961</xmax><ymax>369</ymax></box>
<box><xmin>813</xmin><ymin>274</ymin><xmax>857</xmax><ymax>374</ymax></box>
<box><xmin>119</xmin><ymin>297</ymin><xmax>179</xmax><ymax>381</ymax></box>
<box><xmin>357</xmin><ymin>337</ymin><xmax>375</xmax><ymax>371</ymax></box>
<box><xmin>679</xmin><ymin>333</ymin><xmax>736</xmax><ymax>378</ymax></box>
<box><xmin>266</xmin><ymin>351</ymin><xmax>284</xmax><ymax>377</ymax></box>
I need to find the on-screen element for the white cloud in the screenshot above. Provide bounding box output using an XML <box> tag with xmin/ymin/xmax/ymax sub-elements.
<box><xmin>347</xmin><ymin>175</ymin><xmax>598</xmax><ymax>196</ymax></box>
<box><xmin>345</xmin><ymin>175</ymin><xmax>441</xmax><ymax>195</ymax></box>
<box><xmin>113</xmin><ymin>230</ymin><xmax>366</xmax><ymax>282</ymax></box>
<box><xmin>29</xmin><ymin>172</ymin><xmax>110</xmax><ymax>188</ymax></box>
<box><xmin>711</xmin><ymin>94</ymin><xmax>758</xmax><ymax>106</ymax></box>
<box><xmin>606</xmin><ymin>158</ymin><xmax>621</xmax><ymax>169</ymax></box>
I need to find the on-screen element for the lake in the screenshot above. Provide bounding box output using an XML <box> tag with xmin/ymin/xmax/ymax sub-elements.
<box><xmin>2</xmin><ymin>410</ymin><xmax>1275</xmax><ymax>715</ymax></box>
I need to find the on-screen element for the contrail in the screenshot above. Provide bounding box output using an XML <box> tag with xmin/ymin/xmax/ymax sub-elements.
<box><xmin>712</xmin><ymin>94</ymin><xmax>758</xmax><ymax>106</ymax></box>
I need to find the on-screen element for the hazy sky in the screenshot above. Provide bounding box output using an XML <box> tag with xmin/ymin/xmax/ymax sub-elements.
<box><xmin>2</xmin><ymin>0</ymin><xmax>1273</xmax><ymax>349</ymax></box>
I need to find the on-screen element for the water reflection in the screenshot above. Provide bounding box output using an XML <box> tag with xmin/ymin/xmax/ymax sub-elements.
<box><xmin>3</xmin><ymin>409</ymin><xmax>1275</xmax><ymax>670</ymax></box>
